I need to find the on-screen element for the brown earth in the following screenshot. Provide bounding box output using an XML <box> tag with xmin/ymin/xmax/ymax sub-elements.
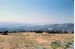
<box><xmin>0</xmin><ymin>32</ymin><xmax>74</xmax><ymax>49</ymax></box>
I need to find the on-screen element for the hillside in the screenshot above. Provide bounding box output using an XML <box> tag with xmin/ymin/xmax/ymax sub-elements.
<box><xmin>0</xmin><ymin>23</ymin><xmax>74</xmax><ymax>33</ymax></box>
<box><xmin>0</xmin><ymin>32</ymin><xmax>74</xmax><ymax>49</ymax></box>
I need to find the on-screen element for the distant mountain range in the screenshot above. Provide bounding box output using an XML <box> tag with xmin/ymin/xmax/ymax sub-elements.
<box><xmin>0</xmin><ymin>23</ymin><xmax>74</xmax><ymax>32</ymax></box>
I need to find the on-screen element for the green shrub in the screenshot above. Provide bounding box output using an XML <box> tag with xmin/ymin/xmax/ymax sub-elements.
<box><xmin>51</xmin><ymin>41</ymin><xmax>61</xmax><ymax>49</ymax></box>
<box><xmin>64</xmin><ymin>42</ymin><xmax>72</xmax><ymax>49</ymax></box>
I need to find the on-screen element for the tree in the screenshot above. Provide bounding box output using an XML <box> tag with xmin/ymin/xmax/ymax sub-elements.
<box><xmin>64</xmin><ymin>31</ymin><xmax>67</xmax><ymax>33</ymax></box>
<box><xmin>72</xmin><ymin>31</ymin><xmax>74</xmax><ymax>33</ymax></box>
<box><xmin>0</xmin><ymin>31</ymin><xmax>2</xmax><ymax>33</ymax></box>
<box><xmin>35</xmin><ymin>31</ymin><xmax>43</xmax><ymax>33</ymax></box>
<box><xmin>2</xmin><ymin>31</ymin><xmax>8</xmax><ymax>35</ymax></box>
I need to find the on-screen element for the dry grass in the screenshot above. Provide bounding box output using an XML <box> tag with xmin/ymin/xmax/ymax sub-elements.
<box><xmin>0</xmin><ymin>32</ymin><xmax>74</xmax><ymax>49</ymax></box>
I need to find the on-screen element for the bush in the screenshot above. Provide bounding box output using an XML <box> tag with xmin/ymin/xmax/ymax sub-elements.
<box><xmin>0</xmin><ymin>31</ymin><xmax>2</xmax><ymax>33</ymax></box>
<box><xmin>47</xmin><ymin>30</ymin><xmax>55</xmax><ymax>33</ymax></box>
<box><xmin>35</xmin><ymin>31</ymin><xmax>43</xmax><ymax>33</ymax></box>
<box><xmin>72</xmin><ymin>31</ymin><xmax>74</xmax><ymax>33</ymax></box>
<box><xmin>64</xmin><ymin>42</ymin><xmax>73</xmax><ymax>49</ymax></box>
<box><xmin>51</xmin><ymin>41</ymin><xmax>61</xmax><ymax>49</ymax></box>
<box><xmin>64</xmin><ymin>31</ymin><xmax>67</xmax><ymax>33</ymax></box>
<box><xmin>2</xmin><ymin>31</ymin><xmax>8</xmax><ymax>35</ymax></box>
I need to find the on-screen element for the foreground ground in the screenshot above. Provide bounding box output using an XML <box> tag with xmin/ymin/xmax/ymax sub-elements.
<box><xmin>0</xmin><ymin>32</ymin><xmax>74</xmax><ymax>49</ymax></box>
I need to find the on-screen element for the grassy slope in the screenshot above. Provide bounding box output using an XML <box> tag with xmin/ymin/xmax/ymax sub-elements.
<box><xmin>0</xmin><ymin>32</ymin><xmax>74</xmax><ymax>49</ymax></box>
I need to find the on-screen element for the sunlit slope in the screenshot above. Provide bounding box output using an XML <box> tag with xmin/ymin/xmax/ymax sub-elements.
<box><xmin>0</xmin><ymin>32</ymin><xmax>74</xmax><ymax>49</ymax></box>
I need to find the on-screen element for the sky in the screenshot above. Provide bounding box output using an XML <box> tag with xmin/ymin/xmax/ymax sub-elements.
<box><xmin>0</xmin><ymin>0</ymin><xmax>74</xmax><ymax>24</ymax></box>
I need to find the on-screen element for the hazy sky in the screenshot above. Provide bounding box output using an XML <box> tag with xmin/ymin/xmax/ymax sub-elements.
<box><xmin>0</xmin><ymin>0</ymin><xmax>74</xmax><ymax>24</ymax></box>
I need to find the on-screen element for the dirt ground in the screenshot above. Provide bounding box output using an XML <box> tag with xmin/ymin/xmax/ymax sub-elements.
<box><xmin>0</xmin><ymin>32</ymin><xmax>74</xmax><ymax>49</ymax></box>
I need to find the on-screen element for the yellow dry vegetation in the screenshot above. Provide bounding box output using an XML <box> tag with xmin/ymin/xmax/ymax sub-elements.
<box><xmin>0</xmin><ymin>32</ymin><xmax>74</xmax><ymax>49</ymax></box>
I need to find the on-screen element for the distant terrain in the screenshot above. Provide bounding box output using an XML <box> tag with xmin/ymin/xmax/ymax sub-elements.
<box><xmin>0</xmin><ymin>23</ymin><xmax>74</xmax><ymax>33</ymax></box>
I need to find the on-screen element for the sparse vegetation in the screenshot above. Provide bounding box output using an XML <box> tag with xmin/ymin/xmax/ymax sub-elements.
<box><xmin>2</xmin><ymin>31</ymin><xmax>8</xmax><ymax>35</ymax></box>
<box><xmin>0</xmin><ymin>31</ymin><xmax>11</xmax><ymax>35</ymax></box>
<box><xmin>0</xmin><ymin>32</ymin><xmax>74</xmax><ymax>49</ymax></box>
<box><xmin>51</xmin><ymin>40</ymin><xmax>61</xmax><ymax>49</ymax></box>
<box><xmin>64</xmin><ymin>41</ymin><xmax>73</xmax><ymax>49</ymax></box>
<box><xmin>35</xmin><ymin>31</ymin><xmax>44</xmax><ymax>33</ymax></box>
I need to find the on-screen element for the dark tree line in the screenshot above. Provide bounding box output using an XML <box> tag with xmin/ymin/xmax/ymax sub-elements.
<box><xmin>34</xmin><ymin>30</ymin><xmax>74</xmax><ymax>34</ymax></box>
<box><xmin>0</xmin><ymin>30</ymin><xmax>74</xmax><ymax>35</ymax></box>
<box><xmin>0</xmin><ymin>31</ymin><xmax>8</xmax><ymax>35</ymax></box>
<box><xmin>31</xmin><ymin>30</ymin><xmax>74</xmax><ymax>34</ymax></box>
